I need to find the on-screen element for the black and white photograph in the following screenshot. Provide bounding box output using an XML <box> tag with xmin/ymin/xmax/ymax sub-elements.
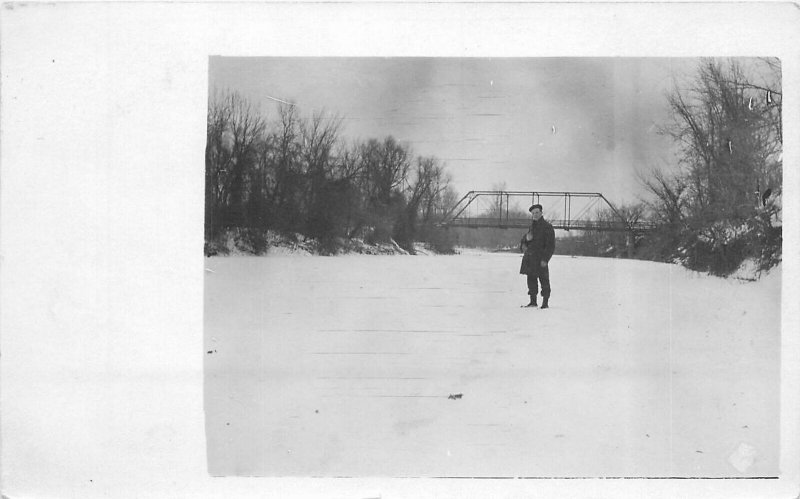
<box><xmin>203</xmin><ymin>57</ymin><xmax>783</xmax><ymax>477</ymax></box>
<box><xmin>2</xmin><ymin>2</ymin><xmax>798</xmax><ymax>498</ymax></box>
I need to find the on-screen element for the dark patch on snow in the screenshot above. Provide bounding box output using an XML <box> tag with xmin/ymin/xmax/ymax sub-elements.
<box><xmin>448</xmin><ymin>393</ymin><xmax>463</xmax><ymax>400</ymax></box>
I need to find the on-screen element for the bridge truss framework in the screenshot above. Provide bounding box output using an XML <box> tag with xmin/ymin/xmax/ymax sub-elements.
<box><xmin>438</xmin><ymin>191</ymin><xmax>657</xmax><ymax>232</ymax></box>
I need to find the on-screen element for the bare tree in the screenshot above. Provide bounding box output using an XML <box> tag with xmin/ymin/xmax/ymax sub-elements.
<box><xmin>637</xmin><ymin>168</ymin><xmax>688</xmax><ymax>226</ymax></box>
<box><xmin>662</xmin><ymin>59</ymin><xmax>781</xmax><ymax>223</ymax></box>
<box><xmin>300</xmin><ymin>111</ymin><xmax>342</xmax><ymax>194</ymax></box>
<box><xmin>205</xmin><ymin>89</ymin><xmax>266</xmax><ymax>238</ymax></box>
<box><xmin>265</xmin><ymin>102</ymin><xmax>301</xmax><ymax>224</ymax></box>
<box><xmin>419</xmin><ymin>163</ymin><xmax>454</xmax><ymax>225</ymax></box>
<box><xmin>359</xmin><ymin>136</ymin><xmax>411</xmax><ymax>207</ymax></box>
<box><xmin>643</xmin><ymin>58</ymin><xmax>783</xmax><ymax>274</ymax></box>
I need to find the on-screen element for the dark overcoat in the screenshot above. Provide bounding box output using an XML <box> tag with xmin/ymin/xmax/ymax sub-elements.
<box><xmin>519</xmin><ymin>218</ymin><xmax>556</xmax><ymax>275</ymax></box>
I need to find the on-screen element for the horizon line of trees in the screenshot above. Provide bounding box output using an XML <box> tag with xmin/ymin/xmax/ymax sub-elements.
<box><xmin>205</xmin><ymin>89</ymin><xmax>458</xmax><ymax>254</ymax></box>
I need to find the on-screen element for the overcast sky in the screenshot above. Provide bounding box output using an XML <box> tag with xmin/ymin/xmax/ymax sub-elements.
<box><xmin>209</xmin><ymin>57</ymin><xmax>705</xmax><ymax>207</ymax></box>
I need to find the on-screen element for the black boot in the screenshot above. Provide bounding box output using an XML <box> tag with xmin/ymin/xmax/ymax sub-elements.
<box><xmin>525</xmin><ymin>296</ymin><xmax>538</xmax><ymax>308</ymax></box>
<box><xmin>540</xmin><ymin>296</ymin><xmax>549</xmax><ymax>309</ymax></box>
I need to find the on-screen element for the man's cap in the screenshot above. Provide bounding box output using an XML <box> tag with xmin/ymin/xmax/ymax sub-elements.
<box><xmin>529</xmin><ymin>204</ymin><xmax>543</xmax><ymax>212</ymax></box>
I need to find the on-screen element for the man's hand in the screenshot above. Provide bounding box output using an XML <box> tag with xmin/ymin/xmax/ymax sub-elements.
<box><xmin>526</xmin><ymin>233</ymin><xmax>533</xmax><ymax>241</ymax></box>
<box><xmin>540</xmin><ymin>260</ymin><xmax>547</xmax><ymax>268</ymax></box>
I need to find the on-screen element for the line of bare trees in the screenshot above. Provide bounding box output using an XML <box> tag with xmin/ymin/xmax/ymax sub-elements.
<box><xmin>205</xmin><ymin>90</ymin><xmax>458</xmax><ymax>254</ymax></box>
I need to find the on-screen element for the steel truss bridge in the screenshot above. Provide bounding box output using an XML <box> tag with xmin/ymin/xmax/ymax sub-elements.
<box><xmin>438</xmin><ymin>191</ymin><xmax>657</xmax><ymax>232</ymax></box>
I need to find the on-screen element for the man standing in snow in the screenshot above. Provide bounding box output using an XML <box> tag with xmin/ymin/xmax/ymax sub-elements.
<box><xmin>519</xmin><ymin>204</ymin><xmax>556</xmax><ymax>308</ymax></box>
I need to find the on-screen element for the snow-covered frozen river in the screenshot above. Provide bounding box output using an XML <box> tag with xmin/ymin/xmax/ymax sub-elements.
<box><xmin>204</xmin><ymin>252</ymin><xmax>780</xmax><ymax>477</ymax></box>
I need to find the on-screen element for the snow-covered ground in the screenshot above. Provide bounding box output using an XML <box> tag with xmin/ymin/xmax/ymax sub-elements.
<box><xmin>204</xmin><ymin>252</ymin><xmax>781</xmax><ymax>478</ymax></box>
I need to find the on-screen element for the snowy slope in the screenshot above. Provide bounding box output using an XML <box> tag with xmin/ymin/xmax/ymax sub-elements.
<box><xmin>204</xmin><ymin>253</ymin><xmax>781</xmax><ymax>478</ymax></box>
